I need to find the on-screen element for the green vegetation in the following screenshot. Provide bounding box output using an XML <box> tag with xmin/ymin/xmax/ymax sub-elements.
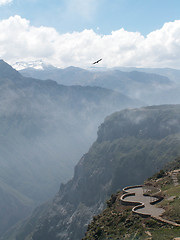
<box><xmin>83</xmin><ymin>158</ymin><xmax>180</xmax><ymax>240</ymax></box>
<box><xmin>83</xmin><ymin>192</ymin><xmax>180</xmax><ymax>240</ymax></box>
<box><xmin>157</xmin><ymin>179</ymin><xmax>180</xmax><ymax>224</ymax></box>
<box><xmin>165</xmin><ymin>157</ymin><xmax>180</xmax><ymax>171</ymax></box>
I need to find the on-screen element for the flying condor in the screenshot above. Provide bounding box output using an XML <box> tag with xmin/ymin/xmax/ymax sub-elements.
<box><xmin>92</xmin><ymin>58</ymin><xmax>102</xmax><ymax>64</ymax></box>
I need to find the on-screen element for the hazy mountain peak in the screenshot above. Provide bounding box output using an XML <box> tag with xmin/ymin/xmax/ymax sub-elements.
<box><xmin>0</xmin><ymin>60</ymin><xmax>22</xmax><ymax>80</ymax></box>
<box><xmin>64</xmin><ymin>66</ymin><xmax>87</xmax><ymax>72</ymax></box>
<box><xmin>12</xmin><ymin>60</ymin><xmax>55</xmax><ymax>71</ymax></box>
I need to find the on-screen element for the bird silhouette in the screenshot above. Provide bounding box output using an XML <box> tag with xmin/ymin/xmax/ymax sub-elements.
<box><xmin>92</xmin><ymin>58</ymin><xmax>102</xmax><ymax>64</ymax></box>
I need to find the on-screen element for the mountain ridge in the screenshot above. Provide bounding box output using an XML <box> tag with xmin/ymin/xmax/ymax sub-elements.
<box><xmin>19</xmin><ymin>63</ymin><xmax>180</xmax><ymax>105</ymax></box>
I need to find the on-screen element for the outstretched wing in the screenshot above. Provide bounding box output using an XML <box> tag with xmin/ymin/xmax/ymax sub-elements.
<box><xmin>93</xmin><ymin>58</ymin><xmax>102</xmax><ymax>64</ymax></box>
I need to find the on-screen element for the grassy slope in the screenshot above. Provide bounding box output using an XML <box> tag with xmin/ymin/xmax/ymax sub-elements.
<box><xmin>83</xmin><ymin>158</ymin><xmax>180</xmax><ymax>240</ymax></box>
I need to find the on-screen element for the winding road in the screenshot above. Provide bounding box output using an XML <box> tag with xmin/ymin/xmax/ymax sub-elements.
<box><xmin>121</xmin><ymin>186</ymin><xmax>164</xmax><ymax>217</ymax></box>
<box><xmin>120</xmin><ymin>185</ymin><xmax>180</xmax><ymax>226</ymax></box>
<box><xmin>122</xmin><ymin>186</ymin><xmax>164</xmax><ymax>217</ymax></box>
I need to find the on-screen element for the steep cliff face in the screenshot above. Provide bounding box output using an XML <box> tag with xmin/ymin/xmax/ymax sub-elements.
<box><xmin>7</xmin><ymin>105</ymin><xmax>180</xmax><ymax>240</ymax></box>
<box><xmin>0</xmin><ymin>60</ymin><xmax>143</xmax><ymax>237</ymax></box>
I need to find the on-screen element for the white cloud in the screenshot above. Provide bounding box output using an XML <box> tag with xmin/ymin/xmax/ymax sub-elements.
<box><xmin>1</xmin><ymin>15</ymin><xmax>180</xmax><ymax>69</ymax></box>
<box><xmin>0</xmin><ymin>0</ymin><xmax>12</xmax><ymax>6</ymax></box>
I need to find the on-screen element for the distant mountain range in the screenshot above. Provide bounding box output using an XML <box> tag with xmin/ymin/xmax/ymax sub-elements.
<box><xmin>0</xmin><ymin>60</ymin><xmax>142</xmax><ymax>237</ymax></box>
<box><xmin>13</xmin><ymin>60</ymin><xmax>180</xmax><ymax>84</ymax></box>
<box><xmin>19</xmin><ymin>63</ymin><xmax>180</xmax><ymax>105</ymax></box>
<box><xmin>4</xmin><ymin>104</ymin><xmax>180</xmax><ymax>240</ymax></box>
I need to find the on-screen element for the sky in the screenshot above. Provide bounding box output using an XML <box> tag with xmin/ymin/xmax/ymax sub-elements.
<box><xmin>1</xmin><ymin>0</ymin><xmax>180</xmax><ymax>69</ymax></box>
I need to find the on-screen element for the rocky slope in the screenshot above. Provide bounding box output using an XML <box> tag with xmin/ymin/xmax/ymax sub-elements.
<box><xmin>4</xmin><ymin>104</ymin><xmax>180</xmax><ymax>240</ymax></box>
<box><xmin>0</xmin><ymin>60</ymin><xmax>141</xmax><ymax>237</ymax></box>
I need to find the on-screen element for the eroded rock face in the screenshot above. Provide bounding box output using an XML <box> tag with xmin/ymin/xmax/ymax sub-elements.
<box><xmin>10</xmin><ymin>105</ymin><xmax>180</xmax><ymax>240</ymax></box>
